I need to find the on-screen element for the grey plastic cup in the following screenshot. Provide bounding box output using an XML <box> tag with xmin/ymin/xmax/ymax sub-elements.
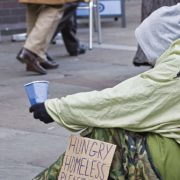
<box><xmin>24</xmin><ymin>81</ymin><xmax>49</xmax><ymax>105</ymax></box>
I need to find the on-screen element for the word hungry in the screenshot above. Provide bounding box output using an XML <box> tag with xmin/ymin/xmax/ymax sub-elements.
<box><xmin>58</xmin><ymin>135</ymin><xmax>116</xmax><ymax>180</ymax></box>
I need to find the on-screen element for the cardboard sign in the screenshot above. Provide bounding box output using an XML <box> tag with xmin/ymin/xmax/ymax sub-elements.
<box><xmin>58</xmin><ymin>135</ymin><xmax>116</xmax><ymax>180</ymax></box>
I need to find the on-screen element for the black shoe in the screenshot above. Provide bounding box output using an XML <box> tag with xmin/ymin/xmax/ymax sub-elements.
<box><xmin>43</xmin><ymin>53</ymin><xmax>59</xmax><ymax>69</ymax></box>
<box><xmin>69</xmin><ymin>44</ymin><xmax>87</xmax><ymax>56</ymax></box>
<box><xmin>46</xmin><ymin>53</ymin><xmax>55</xmax><ymax>62</ymax></box>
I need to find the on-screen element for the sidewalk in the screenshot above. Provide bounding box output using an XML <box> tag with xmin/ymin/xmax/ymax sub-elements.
<box><xmin>0</xmin><ymin>0</ymin><xmax>151</xmax><ymax>179</ymax></box>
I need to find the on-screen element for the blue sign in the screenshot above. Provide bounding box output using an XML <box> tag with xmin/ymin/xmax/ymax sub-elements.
<box><xmin>76</xmin><ymin>0</ymin><xmax>122</xmax><ymax>17</ymax></box>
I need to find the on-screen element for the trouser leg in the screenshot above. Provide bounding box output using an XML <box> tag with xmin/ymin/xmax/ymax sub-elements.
<box><xmin>53</xmin><ymin>3</ymin><xmax>80</xmax><ymax>54</ymax></box>
<box><xmin>24</xmin><ymin>5</ymin><xmax>64</xmax><ymax>62</ymax></box>
<box><xmin>61</xmin><ymin>3</ymin><xmax>79</xmax><ymax>54</ymax></box>
<box><xmin>26</xmin><ymin>4</ymin><xmax>39</xmax><ymax>35</ymax></box>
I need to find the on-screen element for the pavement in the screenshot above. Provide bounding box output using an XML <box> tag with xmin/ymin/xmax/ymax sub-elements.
<box><xmin>0</xmin><ymin>0</ymin><xmax>151</xmax><ymax>179</ymax></box>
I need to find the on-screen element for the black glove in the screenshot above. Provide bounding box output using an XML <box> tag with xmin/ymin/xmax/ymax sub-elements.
<box><xmin>29</xmin><ymin>103</ymin><xmax>54</xmax><ymax>124</ymax></box>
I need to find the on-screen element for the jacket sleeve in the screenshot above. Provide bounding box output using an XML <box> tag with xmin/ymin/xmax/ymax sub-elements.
<box><xmin>45</xmin><ymin>40</ymin><xmax>180</xmax><ymax>132</ymax></box>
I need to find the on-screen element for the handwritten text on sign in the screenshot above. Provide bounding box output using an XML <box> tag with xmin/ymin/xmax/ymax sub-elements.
<box><xmin>58</xmin><ymin>135</ymin><xmax>116</xmax><ymax>180</ymax></box>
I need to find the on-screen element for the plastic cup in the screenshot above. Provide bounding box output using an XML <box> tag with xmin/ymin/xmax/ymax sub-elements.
<box><xmin>24</xmin><ymin>81</ymin><xmax>49</xmax><ymax>105</ymax></box>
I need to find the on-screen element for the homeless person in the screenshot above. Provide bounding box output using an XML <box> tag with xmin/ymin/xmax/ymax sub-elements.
<box><xmin>30</xmin><ymin>3</ymin><xmax>180</xmax><ymax>180</ymax></box>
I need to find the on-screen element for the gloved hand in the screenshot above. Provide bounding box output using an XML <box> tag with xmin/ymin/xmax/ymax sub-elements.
<box><xmin>29</xmin><ymin>103</ymin><xmax>54</xmax><ymax>124</ymax></box>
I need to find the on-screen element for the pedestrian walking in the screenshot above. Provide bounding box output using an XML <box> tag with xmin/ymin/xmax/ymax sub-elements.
<box><xmin>52</xmin><ymin>2</ymin><xmax>87</xmax><ymax>56</ymax></box>
<box><xmin>16</xmin><ymin>0</ymin><xmax>81</xmax><ymax>75</ymax></box>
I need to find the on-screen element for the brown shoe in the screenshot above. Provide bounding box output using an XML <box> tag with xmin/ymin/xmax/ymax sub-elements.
<box><xmin>40</xmin><ymin>60</ymin><xmax>59</xmax><ymax>69</ymax></box>
<box><xmin>16</xmin><ymin>48</ymin><xmax>26</xmax><ymax>63</ymax></box>
<box><xmin>17</xmin><ymin>48</ymin><xmax>47</xmax><ymax>74</ymax></box>
<box><xmin>26</xmin><ymin>62</ymin><xmax>47</xmax><ymax>75</ymax></box>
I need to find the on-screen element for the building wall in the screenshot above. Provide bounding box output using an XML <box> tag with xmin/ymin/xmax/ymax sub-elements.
<box><xmin>0</xmin><ymin>0</ymin><xmax>26</xmax><ymax>35</ymax></box>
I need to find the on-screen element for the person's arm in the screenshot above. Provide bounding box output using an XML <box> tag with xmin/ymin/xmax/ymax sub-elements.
<box><xmin>30</xmin><ymin>39</ymin><xmax>180</xmax><ymax>133</ymax></box>
<box><xmin>44</xmin><ymin>43</ymin><xmax>180</xmax><ymax>133</ymax></box>
<box><xmin>44</xmin><ymin>76</ymin><xmax>174</xmax><ymax>132</ymax></box>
